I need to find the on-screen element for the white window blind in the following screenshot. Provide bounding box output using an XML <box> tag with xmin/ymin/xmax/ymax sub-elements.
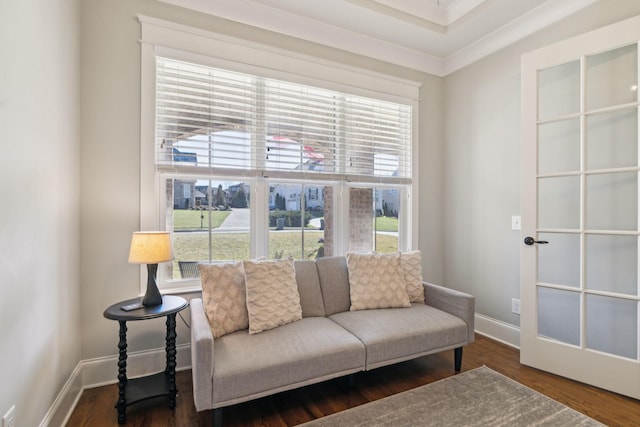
<box><xmin>156</xmin><ymin>57</ymin><xmax>412</xmax><ymax>183</ymax></box>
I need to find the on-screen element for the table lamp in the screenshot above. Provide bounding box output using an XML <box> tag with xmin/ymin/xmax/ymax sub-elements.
<box><xmin>128</xmin><ymin>231</ymin><xmax>173</xmax><ymax>307</ymax></box>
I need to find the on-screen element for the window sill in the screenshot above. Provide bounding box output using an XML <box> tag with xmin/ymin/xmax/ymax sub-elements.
<box><xmin>159</xmin><ymin>282</ymin><xmax>202</xmax><ymax>296</ymax></box>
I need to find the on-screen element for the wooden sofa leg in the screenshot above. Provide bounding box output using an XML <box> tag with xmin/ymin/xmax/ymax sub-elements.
<box><xmin>454</xmin><ymin>347</ymin><xmax>463</xmax><ymax>372</ymax></box>
<box><xmin>213</xmin><ymin>408</ymin><xmax>223</xmax><ymax>427</ymax></box>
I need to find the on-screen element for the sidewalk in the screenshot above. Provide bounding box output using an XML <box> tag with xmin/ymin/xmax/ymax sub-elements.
<box><xmin>217</xmin><ymin>208</ymin><xmax>249</xmax><ymax>231</ymax></box>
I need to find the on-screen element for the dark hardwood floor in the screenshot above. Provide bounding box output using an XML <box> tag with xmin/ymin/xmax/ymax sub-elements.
<box><xmin>66</xmin><ymin>334</ymin><xmax>640</xmax><ymax>426</ymax></box>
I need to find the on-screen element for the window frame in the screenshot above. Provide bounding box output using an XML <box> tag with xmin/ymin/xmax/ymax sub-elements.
<box><xmin>139</xmin><ymin>15</ymin><xmax>421</xmax><ymax>294</ymax></box>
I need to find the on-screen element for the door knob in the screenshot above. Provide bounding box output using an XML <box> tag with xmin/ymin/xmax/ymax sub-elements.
<box><xmin>524</xmin><ymin>236</ymin><xmax>549</xmax><ymax>246</ymax></box>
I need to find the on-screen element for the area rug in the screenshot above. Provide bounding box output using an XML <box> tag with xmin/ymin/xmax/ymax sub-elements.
<box><xmin>299</xmin><ymin>366</ymin><xmax>603</xmax><ymax>426</ymax></box>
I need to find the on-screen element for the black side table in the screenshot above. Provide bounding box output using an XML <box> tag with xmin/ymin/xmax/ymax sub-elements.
<box><xmin>104</xmin><ymin>295</ymin><xmax>188</xmax><ymax>424</ymax></box>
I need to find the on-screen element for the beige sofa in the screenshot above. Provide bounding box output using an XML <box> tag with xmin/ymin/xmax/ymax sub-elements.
<box><xmin>190</xmin><ymin>256</ymin><xmax>475</xmax><ymax>425</ymax></box>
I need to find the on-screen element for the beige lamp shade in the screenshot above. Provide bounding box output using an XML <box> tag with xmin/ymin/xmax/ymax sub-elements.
<box><xmin>128</xmin><ymin>231</ymin><xmax>173</xmax><ymax>264</ymax></box>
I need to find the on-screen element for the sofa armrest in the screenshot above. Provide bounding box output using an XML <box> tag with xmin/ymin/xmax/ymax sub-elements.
<box><xmin>423</xmin><ymin>282</ymin><xmax>475</xmax><ymax>344</ymax></box>
<box><xmin>190</xmin><ymin>298</ymin><xmax>214</xmax><ymax>411</ymax></box>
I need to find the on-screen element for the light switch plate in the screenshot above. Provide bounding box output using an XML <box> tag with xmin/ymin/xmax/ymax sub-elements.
<box><xmin>512</xmin><ymin>298</ymin><xmax>521</xmax><ymax>315</ymax></box>
<box><xmin>511</xmin><ymin>215</ymin><xmax>521</xmax><ymax>230</ymax></box>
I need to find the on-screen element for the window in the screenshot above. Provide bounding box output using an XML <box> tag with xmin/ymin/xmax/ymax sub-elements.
<box><xmin>139</xmin><ymin>17</ymin><xmax>419</xmax><ymax>291</ymax></box>
<box><xmin>155</xmin><ymin>58</ymin><xmax>412</xmax><ymax>180</ymax></box>
<box><xmin>268</xmin><ymin>182</ymin><xmax>327</xmax><ymax>260</ymax></box>
<box><xmin>347</xmin><ymin>186</ymin><xmax>403</xmax><ymax>254</ymax></box>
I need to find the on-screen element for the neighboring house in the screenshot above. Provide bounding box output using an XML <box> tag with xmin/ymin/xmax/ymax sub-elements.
<box><xmin>227</xmin><ymin>182</ymin><xmax>247</xmax><ymax>198</ymax></box>
<box><xmin>195</xmin><ymin>185</ymin><xmax>211</xmax><ymax>206</ymax></box>
<box><xmin>173</xmin><ymin>180</ymin><xmax>197</xmax><ymax>209</ymax></box>
<box><xmin>270</xmin><ymin>184</ymin><xmax>325</xmax><ymax>211</ymax></box>
<box><xmin>172</xmin><ymin>147</ymin><xmax>197</xmax><ymax>163</ymax></box>
<box><xmin>172</xmin><ymin>148</ymin><xmax>198</xmax><ymax>209</ymax></box>
<box><xmin>228</xmin><ymin>182</ymin><xmax>250</xmax><ymax>208</ymax></box>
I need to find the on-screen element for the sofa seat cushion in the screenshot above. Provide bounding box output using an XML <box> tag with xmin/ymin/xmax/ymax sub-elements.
<box><xmin>212</xmin><ymin>317</ymin><xmax>366</xmax><ymax>405</ymax></box>
<box><xmin>329</xmin><ymin>304</ymin><xmax>468</xmax><ymax>370</ymax></box>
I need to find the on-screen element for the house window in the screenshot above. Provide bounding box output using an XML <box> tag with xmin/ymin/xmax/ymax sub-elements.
<box><xmin>268</xmin><ymin>182</ymin><xmax>327</xmax><ymax>260</ymax></box>
<box><xmin>165</xmin><ymin>177</ymin><xmax>251</xmax><ymax>280</ymax></box>
<box><xmin>154</xmin><ymin>57</ymin><xmax>413</xmax><ymax>288</ymax></box>
<box><xmin>139</xmin><ymin>19</ymin><xmax>419</xmax><ymax>291</ymax></box>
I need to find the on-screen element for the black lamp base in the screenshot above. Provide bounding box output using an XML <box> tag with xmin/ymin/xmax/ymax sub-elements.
<box><xmin>142</xmin><ymin>263</ymin><xmax>163</xmax><ymax>306</ymax></box>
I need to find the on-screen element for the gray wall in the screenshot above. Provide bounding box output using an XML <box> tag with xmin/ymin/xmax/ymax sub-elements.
<box><xmin>79</xmin><ymin>0</ymin><xmax>444</xmax><ymax>361</ymax></box>
<box><xmin>443</xmin><ymin>1</ymin><xmax>640</xmax><ymax>327</ymax></box>
<box><xmin>0</xmin><ymin>0</ymin><xmax>81</xmax><ymax>426</ymax></box>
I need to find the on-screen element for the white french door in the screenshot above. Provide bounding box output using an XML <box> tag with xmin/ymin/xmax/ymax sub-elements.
<box><xmin>521</xmin><ymin>15</ymin><xmax>640</xmax><ymax>399</ymax></box>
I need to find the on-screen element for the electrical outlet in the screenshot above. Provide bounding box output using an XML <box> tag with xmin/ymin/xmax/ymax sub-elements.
<box><xmin>512</xmin><ymin>298</ymin><xmax>521</xmax><ymax>315</ymax></box>
<box><xmin>2</xmin><ymin>405</ymin><xmax>15</xmax><ymax>427</ymax></box>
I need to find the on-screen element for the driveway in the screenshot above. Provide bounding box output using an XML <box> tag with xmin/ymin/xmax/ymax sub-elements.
<box><xmin>217</xmin><ymin>208</ymin><xmax>249</xmax><ymax>231</ymax></box>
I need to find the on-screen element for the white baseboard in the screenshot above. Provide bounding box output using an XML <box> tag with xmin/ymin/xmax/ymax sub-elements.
<box><xmin>474</xmin><ymin>313</ymin><xmax>520</xmax><ymax>349</ymax></box>
<box><xmin>81</xmin><ymin>343</ymin><xmax>192</xmax><ymax>389</ymax></box>
<box><xmin>43</xmin><ymin>343</ymin><xmax>191</xmax><ymax>427</ymax></box>
<box><xmin>39</xmin><ymin>363</ymin><xmax>84</xmax><ymax>427</ymax></box>
<box><xmin>45</xmin><ymin>316</ymin><xmax>520</xmax><ymax>426</ymax></box>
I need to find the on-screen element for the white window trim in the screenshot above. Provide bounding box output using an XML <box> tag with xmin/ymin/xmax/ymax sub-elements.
<box><xmin>139</xmin><ymin>16</ymin><xmax>421</xmax><ymax>295</ymax></box>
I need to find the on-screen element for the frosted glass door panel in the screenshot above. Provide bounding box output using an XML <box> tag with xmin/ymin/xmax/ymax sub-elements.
<box><xmin>586</xmin><ymin>108</ymin><xmax>638</xmax><ymax>170</ymax></box>
<box><xmin>586</xmin><ymin>172</ymin><xmax>637</xmax><ymax>230</ymax></box>
<box><xmin>586</xmin><ymin>44</ymin><xmax>638</xmax><ymax>111</ymax></box>
<box><xmin>538</xmin><ymin>176</ymin><xmax>580</xmax><ymax>229</ymax></box>
<box><xmin>586</xmin><ymin>234</ymin><xmax>637</xmax><ymax>295</ymax></box>
<box><xmin>538</xmin><ymin>119</ymin><xmax>581</xmax><ymax>174</ymax></box>
<box><xmin>586</xmin><ymin>295</ymin><xmax>637</xmax><ymax>359</ymax></box>
<box><xmin>538</xmin><ymin>61</ymin><xmax>580</xmax><ymax>121</ymax></box>
<box><xmin>523</xmin><ymin>17</ymin><xmax>640</xmax><ymax>400</ymax></box>
<box><xmin>537</xmin><ymin>233</ymin><xmax>580</xmax><ymax>287</ymax></box>
<box><xmin>538</xmin><ymin>287</ymin><xmax>580</xmax><ymax>346</ymax></box>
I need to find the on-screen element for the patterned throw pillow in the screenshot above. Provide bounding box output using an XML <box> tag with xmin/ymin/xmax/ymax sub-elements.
<box><xmin>198</xmin><ymin>262</ymin><xmax>249</xmax><ymax>338</ymax></box>
<box><xmin>243</xmin><ymin>258</ymin><xmax>303</xmax><ymax>334</ymax></box>
<box><xmin>401</xmin><ymin>250</ymin><xmax>425</xmax><ymax>303</ymax></box>
<box><xmin>346</xmin><ymin>252</ymin><xmax>411</xmax><ymax>311</ymax></box>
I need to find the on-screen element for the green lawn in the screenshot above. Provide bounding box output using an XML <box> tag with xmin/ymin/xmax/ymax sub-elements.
<box><xmin>375</xmin><ymin>233</ymin><xmax>398</xmax><ymax>253</ymax></box>
<box><xmin>171</xmin><ymin>230</ymin><xmax>398</xmax><ymax>279</ymax></box>
<box><xmin>173</xmin><ymin>209</ymin><xmax>231</xmax><ymax>230</ymax></box>
<box><xmin>375</xmin><ymin>216</ymin><xmax>399</xmax><ymax>232</ymax></box>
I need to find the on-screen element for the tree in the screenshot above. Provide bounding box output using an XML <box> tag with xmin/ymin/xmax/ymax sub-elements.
<box><xmin>215</xmin><ymin>184</ymin><xmax>226</xmax><ymax>208</ymax></box>
<box><xmin>382</xmin><ymin>201</ymin><xmax>397</xmax><ymax>218</ymax></box>
<box><xmin>232</xmin><ymin>186</ymin><xmax>248</xmax><ymax>208</ymax></box>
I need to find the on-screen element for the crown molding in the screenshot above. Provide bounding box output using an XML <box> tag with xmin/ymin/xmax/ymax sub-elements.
<box><xmin>446</xmin><ymin>0</ymin><xmax>487</xmax><ymax>25</ymax></box>
<box><xmin>368</xmin><ymin>0</ymin><xmax>487</xmax><ymax>27</ymax></box>
<box><xmin>444</xmin><ymin>0</ymin><xmax>600</xmax><ymax>75</ymax></box>
<box><xmin>158</xmin><ymin>0</ymin><xmax>446</xmax><ymax>75</ymax></box>
<box><xmin>158</xmin><ymin>0</ymin><xmax>598</xmax><ymax>77</ymax></box>
<box><xmin>344</xmin><ymin>0</ymin><xmax>446</xmax><ymax>33</ymax></box>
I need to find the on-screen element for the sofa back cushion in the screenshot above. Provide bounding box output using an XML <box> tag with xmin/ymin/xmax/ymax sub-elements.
<box><xmin>294</xmin><ymin>260</ymin><xmax>326</xmax><ymax>317</ymax></box>
<box><xmin>316</xmin><ymin>256</ymin><xmax>351</xmax><ymax>315</ymax></box>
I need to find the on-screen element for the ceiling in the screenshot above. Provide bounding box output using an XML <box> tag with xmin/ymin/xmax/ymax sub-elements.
<box><xmin>158</xmin><ymin>0</ymin><xmax>598</xmax><ymax>76</ymax></box>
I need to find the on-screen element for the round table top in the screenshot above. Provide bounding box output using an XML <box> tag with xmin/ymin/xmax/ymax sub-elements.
<box><xmin>103</xmin><ymin>295</ymin><xmax>188</xmax><ymax>321</ymax></box>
